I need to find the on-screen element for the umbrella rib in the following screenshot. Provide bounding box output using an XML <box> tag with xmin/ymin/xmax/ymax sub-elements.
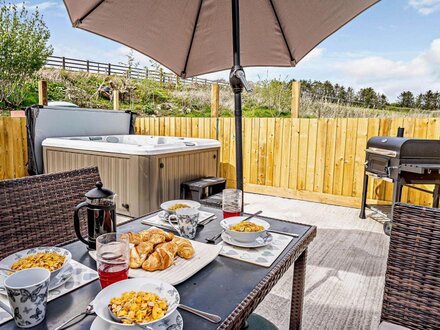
<box><xmin>181</xmin><ymin>0</ymin><xmax>204</xmax><ymax>78</ymax></box>
<box><xmin>268</xmin><ymin>0</ymin><xmax>294</xmax><ymax>64</ymax></box>
<box><xmin>75</xmin><ymin>0</ymin><xmax>105</xmax><ymax>27</ymax></box>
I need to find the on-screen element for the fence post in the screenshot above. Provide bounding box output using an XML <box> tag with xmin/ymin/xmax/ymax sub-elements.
<box><xmin>38</xmin><ymin>80</ymin><xmax>48</xmax><ymax>106</ymax></box>
<box><xmin>291</xmin><ymin>81</ymin><xmax>301</xmax><ymax>118</ymax></box>
<box><xmin>113</xmin><ymin>90</ymin><xmax>120</xmax><ymax>110</ymax></box>
<box><xmin>108</xmin><ymin>63</ymin><xmax>111</xmax><ymax>75</ymax></box>
<box><xmin>62</xmin><ymin>57</ymin><xmax>66</xmax><ymax>70</ymax></box>
<box><xmin>211</xmin><ymin>83</ymin><xmax>220</xmax><ymax>117</ymax></box>
<box><xmin>86</xmin><ymin>60</ymin><xmax>90</xmax><ymax>72</ymax></box>
<box><xmin>145</xmin><ymin>67</ymin><xmax>149</xmax><ymax>79</ymax></box>
<box><xmin>159</xmin><ymin>68</ymin><xmax>164</xmax><ymax>85</ymax></box>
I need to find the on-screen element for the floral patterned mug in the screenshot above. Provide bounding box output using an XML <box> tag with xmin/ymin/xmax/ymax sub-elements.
<box><xmin>167</xmin><ymin>208</ymin><xmax>199</xmax><ymax>239</ymax></box>
<box><xmin>4</xmin><ymin>268</ymin><xmax>50</xmax><ymax>328</ymax></box>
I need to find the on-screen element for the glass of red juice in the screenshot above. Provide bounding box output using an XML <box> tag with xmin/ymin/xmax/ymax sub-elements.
<box><xmin>96</xmin><ymin>233</ymin><xmax>129</xmax><ymax>289</ymax></box>
<box><xmin>222</xmin><ymin>189</ymin><xmax>243</xmax><ymax>218</ymax></box>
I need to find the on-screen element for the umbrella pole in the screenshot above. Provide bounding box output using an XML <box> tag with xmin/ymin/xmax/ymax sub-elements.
<box><xmin>230</xmin><ymin>0</ymin><xmax>251</xmax><ymax>194</ymax></box>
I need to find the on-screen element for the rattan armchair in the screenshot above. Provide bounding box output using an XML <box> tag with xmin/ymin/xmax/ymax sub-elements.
<box><xmin>380</xmin><ymin>203</ymin><xmax>440</xmax><ymax>329</ymax></box>
<box><xmin>0</xmin><ymin>167</ymin><xmax>100</xmax><ymax>259</ymax></box>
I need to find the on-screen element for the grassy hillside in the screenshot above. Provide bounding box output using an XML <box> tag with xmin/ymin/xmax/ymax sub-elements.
<box><xmin>1</xmin><ymin>68</ymin><xmax>438</xmax><ymax>118</ymax></box>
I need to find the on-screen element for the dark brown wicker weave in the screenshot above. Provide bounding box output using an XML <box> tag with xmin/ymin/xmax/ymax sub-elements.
<box><xmin>381</xmin><ymin>203</ymin><xmax>440</xmax><ymax>330</ymax></box>
<box><xmin>0</xmin><ymin>167</ymin><xmax>100</xmax><ymax>259</ymax></box>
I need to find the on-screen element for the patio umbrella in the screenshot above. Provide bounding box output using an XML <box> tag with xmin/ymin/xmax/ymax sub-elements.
<box><xmin>63</xmin><ymin>0</ymin><xmax>379</xmax><ymax>191</ymax></box>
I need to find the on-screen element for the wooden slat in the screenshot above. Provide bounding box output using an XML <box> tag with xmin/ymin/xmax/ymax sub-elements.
<box><xmin>297</xmin><ymin>119</ymin><xmax>309</xmax><ymax>190</ymax></box>
<box><xmin>323</xmin><ymin>119</ymin><xmax>337</xmax><ymax>194</ymax></box>
<box><xmin>243</xmin><ymin>118</ymin><xmax>253</xmax><ymax>184</ymax></box>
<box><xmin>342</xmin><ymin>118</ymin><xmax>358</xmax><ymax>196</ymax></box>
<box><xmin>265</xmin><ymin>118</ymin><xmax>276</xmax><ymax>187</ymax></box>
<box><xmin>314</xmin><ymin>119</ymin><xmax>327</xmax><ymax>192</ymax></box>
<box><xmin>352</xmin><ymin>118</ymin><xmax>369</xmax><ymax>197</ymax></box>
<box><xmin>0</xmin><ymin>118</ymin><xmax>6</xmax><ymax>179</ymax></box>
<box><xmin>288</xmin><ymin>119</ymin><xmax>300</xmax><ymax>189</ymax></box>
<box><xmin>272</xmin><ymin>118</ymin><xmax>283</xmax><ymax>187</ymax></box>
<box><xmin>280</xmin><ymin>119</ymin><xmax>292</xmax><ymax>189</ymax></box>
<box><xmin>250</xmin><ymin>118</ymin><xmax>260</xmax><ymax>185</ymax></box>
<box><xmin>257</xmin><ymin>118</ymin><xmax>268</xmax><ymax>185</ymax></box>
<box><xmin>306</xmin><ymin>119</ymin><xmax>318</xmax><ymax>192</ymax></box>
<box><xmin>333</xmin><ymin>118</ymin><xmax>347</xmax><ymax>195</ymax></box>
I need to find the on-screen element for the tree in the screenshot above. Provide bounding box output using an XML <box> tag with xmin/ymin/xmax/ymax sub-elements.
<box><xmin>357</xmin><ymin>87</ymin><xmax>378</xmax><ymax>108</ymax></box>
<box><xmin>397</xmin><ymin>91</ymin><xmax>414</xmax><ymax>108</ymax></box>
<box><xmin>423</xmin><ymin>90</ymin><xmax>437</xmax><ymax>110</ymax></box>
<box><xmin>0</xmin><ymin>2</ymin><xmax>53</xmax><ymax>107</ymax></box>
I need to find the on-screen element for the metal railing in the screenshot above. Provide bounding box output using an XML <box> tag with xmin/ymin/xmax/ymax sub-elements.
<box><xmin>45</xmin><ymin>56</ymin><xmax>228</xmax><ymax>86</ymax></box>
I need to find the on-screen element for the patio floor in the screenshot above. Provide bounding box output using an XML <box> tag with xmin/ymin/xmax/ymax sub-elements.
<box><xmin>243</xmin><ymin>193</ymin><xmax>389</xmax><ymax>330</ymax></box>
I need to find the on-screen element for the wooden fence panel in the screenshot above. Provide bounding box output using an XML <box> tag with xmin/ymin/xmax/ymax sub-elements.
<box><xmin>2</xmin><ymin>117</ymin><xmax>437</xmax><ymax>208</ymax></box>
<box><xmin>0</xmin><ymin>117</ymin><xmax>28</xmax><ymax>180</ymax></box>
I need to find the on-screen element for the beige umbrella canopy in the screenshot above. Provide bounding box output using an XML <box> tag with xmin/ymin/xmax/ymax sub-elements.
<box><xmin>63</xmin><ymin>0</ymin><xmax>379</xmax><ymax>191</ymax></box>
<box><xmin>64</xmin><ymin>0</ymin><xmax>378</xmax><ymax>78</ymax></box>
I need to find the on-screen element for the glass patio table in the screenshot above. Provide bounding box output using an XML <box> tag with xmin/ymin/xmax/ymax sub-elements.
<box><xmin>2</xmin><ymin>206</ymin><xmax>316</xmax><ymax>330</ymax></box>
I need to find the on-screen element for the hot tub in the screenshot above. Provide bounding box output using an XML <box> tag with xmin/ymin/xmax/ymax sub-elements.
<box><xmin>42</xmin><ymin>135</ymin><xmax>221</xmax><ymax>217</ymax></box>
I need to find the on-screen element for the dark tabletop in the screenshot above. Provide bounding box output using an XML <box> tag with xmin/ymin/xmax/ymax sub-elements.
<box><xmin>2</xmin><ymin>207</ymin><xmax>315</xmax><ymax>330</ymax></box>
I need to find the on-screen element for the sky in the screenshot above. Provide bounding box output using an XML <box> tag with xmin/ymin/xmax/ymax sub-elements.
<box><xmin>11</xmin><ymin>0</ymin><xmax>440</xmax><ymax>101</ymax></box>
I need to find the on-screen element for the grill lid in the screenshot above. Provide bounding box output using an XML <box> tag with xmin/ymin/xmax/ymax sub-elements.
<box><xmin>367</xmin><ymin>136</ymin><xmax>440</xmax><ymax>159</ymax></box>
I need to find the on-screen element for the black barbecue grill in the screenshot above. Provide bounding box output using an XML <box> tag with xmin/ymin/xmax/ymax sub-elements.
<box><xmin>359</xmin><ymin>134</ymin><xmax>440</xmax><ymax>221</ymax></box>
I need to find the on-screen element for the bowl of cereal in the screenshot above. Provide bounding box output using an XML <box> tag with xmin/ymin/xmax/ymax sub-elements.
<box><xmin>160</xmin><ymin>200</ymin><xmax>201</xmax><ymax>214</ymax></box>
<box><xmin>94</xmin><ymin>278</ymin><xmax>179</xmax><ymax>327</ymax></box>
<box><xmin>0</xmin><ymin>247</ymin><xmax>71</xmax><ymax>280</ymax></box>
<box><xmin>221</xmin><ymin>216</ymin><xmax>270</xmax><ymax>243</ymax></box>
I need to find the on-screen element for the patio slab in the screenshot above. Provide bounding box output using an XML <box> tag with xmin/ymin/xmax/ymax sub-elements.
<box><xmin>244</xmin><ymin>193</ymin><xmax>389</xmax><ymax>330</ymax></box>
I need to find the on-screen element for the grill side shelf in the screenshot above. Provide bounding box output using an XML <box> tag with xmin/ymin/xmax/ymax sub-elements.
<box><xmin>399</xmin><ymin>164</ymin><xmax>440</xmax><ymax>174</ymax></box>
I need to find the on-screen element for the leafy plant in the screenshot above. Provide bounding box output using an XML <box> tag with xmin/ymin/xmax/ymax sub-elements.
<box><xmin>0</xmin><ymin>2</ymin><xmax>53</xmax><ymax>107</ymax></box>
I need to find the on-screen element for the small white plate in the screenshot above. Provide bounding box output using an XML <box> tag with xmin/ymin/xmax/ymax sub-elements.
<box><xmin>221</xmin><ymin>232</ymin><xmax>273</xmax><ymax>248</ymax></box>
<box><xmin>90</xmin><ymin>310</ymin><xmax>183</xmax><ymax>330</ymax></box>
<box><xmin>0</xmin><ymin>262</ymin><xmax>73</xmax><ymax>295</ymax></box>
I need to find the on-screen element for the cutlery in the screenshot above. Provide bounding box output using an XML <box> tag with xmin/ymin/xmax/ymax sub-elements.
<box><xmin>205</xmin><ymin>230</ymin><xmax>224</xmax><ymax>243</ymax></box>
<box><xmin>198</xmin><ymin>215</ymin><xmax>216</xmax><ymax>226</ymax></box>
<box><xmin>178</xmin><ymin>304</ymin><xmax>221</xmax><ymax>323</ymax></box>
<box><xmin>54</xmin><ymin>300</ymin><xmax>95</xmax><ymax>330</ymax></box>
<box><xmin>240</xmin><ymin>210</ymin><xmax>263</xmax><ymax>222</ymax></box>
<box><xmin>0</xmin><ymin>267</ymin><xmax>15</xmax><ymax>273</ymax></box>
<box><xmin>267</xmin><ymin>230</ymin><xmax>299</xmax><ymax>238</ymax></box>
<box><xmin>108</xmin><ymin>306</ymin><xmax>152</xmax><ymax>329</ymax></box>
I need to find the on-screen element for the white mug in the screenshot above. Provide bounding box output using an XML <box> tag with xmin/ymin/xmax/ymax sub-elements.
<box><xmin>4</xmin><ymin>268</ymin><xmax>50</xmax><ymax>328</ymax></box>
<box><xmin>167</xmin><ymin>208</ymin><xmax>199</xmax><ymax>239</ymax></box>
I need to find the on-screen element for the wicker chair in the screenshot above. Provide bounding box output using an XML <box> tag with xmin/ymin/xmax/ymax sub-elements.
<box><xmin>380</xmin><ymin>203</ymin><xmax>440</xmax><ymax>329</ymax></box>
<box><xmin>0</xmin><ymin>167</ymin><xmax>100</xmax><ymax>259</ymax></box>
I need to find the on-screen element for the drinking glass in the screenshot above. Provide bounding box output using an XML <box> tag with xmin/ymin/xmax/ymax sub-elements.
<box><xmin>222</xmin><ymin>189</ymin><xmax>242</xmax><ymax>218</ymax></box>
<box><xmin>96</xmin><ymin>233</ymin><xmax>129</xmax><ymax>288</ymax></box>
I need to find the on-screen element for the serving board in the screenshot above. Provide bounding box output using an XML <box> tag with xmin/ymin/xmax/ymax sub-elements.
<box><xmin>90</xmin><ymin>240</ymin><xmax>221</xmax><ymax>285</ymax></box>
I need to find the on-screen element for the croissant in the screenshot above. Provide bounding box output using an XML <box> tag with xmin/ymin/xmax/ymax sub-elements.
<box><xmin>142</xmin><ymin>242</ymin><xmax>178</xmax><ymax>271</ymax></box>
<box><xmin>121</xmin><ymin>232</ymin><xmax>142</xmax><ymax>245</ymax></box>
<box><xmin>139</xmin><ymin>228</ymin><xmax>174</xmax><ymax>245</ymax></box>
<box><xmin>129</xmin><ymin>241</ymin><xmax>155</xmax><ymax>268</ymax></box>
<box><xmin>172</xmin><ymin>237</ymin><xmax>194</xmax><ymax>259</ymax></box>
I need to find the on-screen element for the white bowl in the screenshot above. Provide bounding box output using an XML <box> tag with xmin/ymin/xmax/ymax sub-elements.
<box><xmin>220</xmin><ymin>216</ymin><xmax>270</xmax><ymax>243</ymax></box>
<box><xmin>0</xmin><ymin>247</ymin><xmax>72</xmax><ymax>280</ymax></box>
<box><xmin>160</xmin><ymin>200</ymin><xmax>201</xmax><ymax>215</ymax></box>
<box><xmin>94</xmin><ymin>278</ymin><xmax>180</xmax><ymax>327</ymax></box>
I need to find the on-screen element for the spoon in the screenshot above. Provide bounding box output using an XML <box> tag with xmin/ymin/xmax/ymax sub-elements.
<box><xmin>108</xmin><ymin>306</ymin><xmax>152</xmax><ymax>329</ymax></box>
<box><xmin>240</xmin><ymin>210</ymin><xmax>263</xmax><ymax>223</ymax></box>
<box><xmin>0</xmin><ymin>267</ymin><xmax>16</xmax><ymax>273</ymax></box>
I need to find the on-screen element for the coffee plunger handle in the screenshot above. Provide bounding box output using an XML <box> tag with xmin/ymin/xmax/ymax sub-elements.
<box><xmin>73</xmin><ymin>201</ymin><xmax>89</xmax><ymax>246</ymax></box>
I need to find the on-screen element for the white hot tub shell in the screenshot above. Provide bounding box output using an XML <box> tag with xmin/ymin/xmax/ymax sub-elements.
<box><xmin>42</xmin><ymin>135</ymin><xmax>221</xmax><ymax>217</ymax></box>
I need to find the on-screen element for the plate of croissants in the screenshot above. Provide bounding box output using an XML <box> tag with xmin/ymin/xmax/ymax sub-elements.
<box><xmin>120</xmin><ymin>227</ymin><xmax>222</xmax><ymax>285</ymax></box>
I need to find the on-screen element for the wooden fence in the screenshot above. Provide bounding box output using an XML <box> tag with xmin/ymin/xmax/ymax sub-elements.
<box><xmin>45</xmin><ymin>56</ymin><xmax>228</xmax><ymax>86</ymax></box>
<box><xmin>1</xmin><ymin>116</ymin><xmax>438</xmax><ymax>208</ymax></box>
<box><xmin>0</xmin><ymin>117</ymin><xmax>28</xmax><ymax>180</ymax></box>
<box><xmin>135</xmin><ymin>117</ymin><xmax>438</xmax><ymax>208</ymax></box>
